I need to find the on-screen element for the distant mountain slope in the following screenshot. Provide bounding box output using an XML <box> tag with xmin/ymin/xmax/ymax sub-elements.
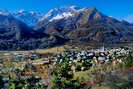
<box><xmin>0</xmin><ymin>13</ymin><xmax>32</xmax><ymax>39</ymax></box>
<box><xmin>13</xmin><ymin>10</ymin><xmax>43</xmax><ymax>26</ymax></box>
<box><xmin>0</xmin><ymin>12</ymin><xmax>67</xmax><ymax>50</ymax></box>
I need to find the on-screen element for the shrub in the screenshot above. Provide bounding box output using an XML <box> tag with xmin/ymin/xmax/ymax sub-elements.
<box><xmin>52</xmin><ymin>62</ymin><xmax>84</xmax><ymax>89</ymax></box>
<box><xmin>123</xmin><ymin>54</ymin><xmax>133</xmax><ymax>67</ymax></box>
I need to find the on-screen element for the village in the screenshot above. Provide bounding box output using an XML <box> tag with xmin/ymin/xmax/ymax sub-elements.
<box><xmin>53</xmin><ymin>47</ymin><xmax>131</xmax><ymax>71</ymax></box>
<box><xmin>0</xmin><ymin>46</ymin><xmax>132</xmax><ymax>89</ymax></box>
<box><xmin>0</xmin><ymin>46</ymin><xmax>131</xmax><ymax>72</ymax></box>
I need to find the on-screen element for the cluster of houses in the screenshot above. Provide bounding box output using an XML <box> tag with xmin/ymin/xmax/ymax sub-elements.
<box><xmin>3</xmin><ymin>52</ymin><xmax>39</xmax><ymax>62</ymax></box>
<box><xmin>53</xmin><ymin>47</ymin><xmax>131</xmax><ymax>71</ymax></box>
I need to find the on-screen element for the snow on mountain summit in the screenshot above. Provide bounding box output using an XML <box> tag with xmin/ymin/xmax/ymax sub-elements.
<box><xmin>49</xmin><ymin>12</ymin><xmax>74</xmax><ymax>22</ymax></box>
<box><xmin>39</xmin><ymin>6</ymin><xmax>80</xmax><ymax>22</ymax></box>
<box><xmin>17</xmin><ymin>9</ymin><xmax>25</xmax><ymax>14</ymax></box>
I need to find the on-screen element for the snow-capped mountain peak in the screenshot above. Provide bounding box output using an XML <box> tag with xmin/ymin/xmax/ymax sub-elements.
<box><xmin>39</xmin><ymin>5</ymin><xmax>80</xmax><ymax>22</ymax></box>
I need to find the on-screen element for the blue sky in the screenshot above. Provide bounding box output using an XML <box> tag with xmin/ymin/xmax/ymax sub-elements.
<box><xmin>0</xmin><ymin>0</ymin><xmax>133</xmax><ymax>22</ymax></box>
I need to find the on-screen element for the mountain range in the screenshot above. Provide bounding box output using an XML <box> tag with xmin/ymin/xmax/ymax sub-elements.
<box><xmin>0</xmin><ymin>6</ymin><xmax>133</xmax><ymax>50</ymax></box>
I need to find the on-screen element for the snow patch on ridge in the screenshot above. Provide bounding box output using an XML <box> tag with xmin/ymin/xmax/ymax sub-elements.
<box><xmin>0</xmin><ymin>10</ymin><xmax>11</xmax><ymax>16</ymax></box>
<box><xmin>49</xmin><ymin>12</ymin><xmax>74</xmax><ymax>22</ymax></box>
